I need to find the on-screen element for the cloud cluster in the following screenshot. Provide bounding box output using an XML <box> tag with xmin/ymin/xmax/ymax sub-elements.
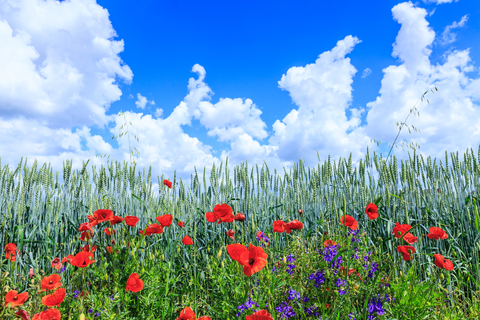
<box><xmin>0</xmin><ymin>0</ymin><xmax>479</xmax><ymax>200</ymax></box>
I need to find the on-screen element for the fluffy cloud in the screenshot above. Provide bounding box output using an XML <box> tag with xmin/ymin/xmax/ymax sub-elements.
<box><xmin>0</xmin><ymin>0</ymin><xmax>479</xmax><ymax>200</ymax></box>
<box><xmin>135</xmin><ymin>93</ymin><xmax>155</xmax><ymax>110</ymax></box>
<box><xmin>362</xmin><ymin>68</ymin><xmax>372</xmax><ymax>78</ymax></box>
<box><xmin>439</xmin><ymin>14</ymin><xmax>469</xmax><ymax>45</ymax></box>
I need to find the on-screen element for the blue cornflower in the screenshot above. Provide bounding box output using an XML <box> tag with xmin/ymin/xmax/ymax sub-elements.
<box><xmin>368</xmin><ymin>263</ymin><xmax>379</xmax><ymax>279</ymax></box>
<box><xmin>307</xmin><ymin>270</ymin><xmax>325</xmax><ymax>288</ymax></box>
<box><xmin>287</xmin><ymin>287</ymin><xmax>300</xmax><ymax>303</ymax></box>
<box><xmin>275</xmin><ymin>301</ymin><xmax>295</xmax><ymax>319</ymax></box>
<box><xmin>367</xmin><ymin>296</ymin><xmax>385</xmax><ymax>319</ymax></box>
<box><xmin>335</xmin><ymin>278</ymin><xmax>349</xmax><ymax>295</ymax></box>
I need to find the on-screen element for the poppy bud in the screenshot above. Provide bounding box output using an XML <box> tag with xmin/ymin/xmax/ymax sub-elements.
<box><xmin>283</xmin><ymin>256</ymin><xmax>287</xmax><ymax>264</ymax></box>
<box><xmin>130</xmin><ymin>251</ymin><xmax>134</xmax><ymax>257</ymax></box>
<box><xmin>207</xmin><ymin>247</ymin><xmax>210</xmax><ymax>252</ymax></box>
<box><xmin>162</xmin><ymin>254</ymin><xmax>165</xmax><ymax>260</ymax></box>
<box><xmin>177</xmin><ymin>247</ymin><xmax>180</xmax><ymax>254</ymax></box>
<box><xmin>151</xmin><ymin>253</ymin><xmax>154</xmax><ymax>260</ymax></box>
<box><xmin>105</xmin><ymin>274</ymin><xmax>108</xmax><ymax>281</ymax></box>
<box><xmin>217</xmin><ymin>248</ymin><xmax>223</xmax><ymax>259</ymax></box>
<box><xmin>222</xmin><ymin>261</ymin><xmax>224</xmax><ymax>268</ymax></box>
<box><xmin>298</xmin><ymin>209</ymin><xmax>303</xmax><ymax>215</ymax></box>
<box><xmin>80</xmin><ymin>314</ymin><xmax>85</xmax><ymax>320</ymax></box>
<box><xmin>440</xmin><ymin>273</ymin><xmax>445</xmax><ymax>280</ymax></box>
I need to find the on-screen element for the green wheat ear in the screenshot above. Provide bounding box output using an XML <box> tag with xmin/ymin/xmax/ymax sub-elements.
<box><xmin>95</xmin><ymin>109</ymin><xmax>141</xmax><ymax>167</ymax></box>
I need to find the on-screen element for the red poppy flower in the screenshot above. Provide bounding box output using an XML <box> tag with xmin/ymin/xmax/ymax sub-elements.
<box><xmin>298</xmin><ymin>209</ymin><xmax>303</xmax><ymax>215</ymax></box>
<box><xmin>79</xmin><ymin>231</ymin><xmax>92</xmax><ymax>242</ymax></box>
<box><xmin>41</xmin><ymin>288</ymin><xmax>65</xmax><ymax>307</ymax></box>
<box><xmin>182</xmin><ymin>235</ymin><xmax>194</xmax><ymax>245</ymax></box>
<box><xmin>198</xmin><ymin>317</ymin><xmax>212</xmax><ymax>320</ymax></box>
<box><xmin>427</xmin><ymin>227</ymin><xmax>448</xmax><ymax>240</ymax></box>
<box><xmin>178</xmin><ymin>221</ymin><xmax>185</xmax><ymax>228</ymax></box>
<box><xmin>365</xmin><ymin>203</ymin><xmax>379</xmax><ymax>220</ymax></box>
<box><xmin>392</xmin><ymin>222</ymin><xmax>412</xmax><ymax>239</ymax></box>
<box><xmin>93</xmin><ymin>209</ymin><xmax>114</xmax><ymax>224</ymax></box>
<box><xmin>5</xmin><ymin>290</ymin><xmax>28</xmax><ymax>308</ymax></box>
<box><xmin>339</xmin><ymin>267</ymin><xmax>362</xmax><ymax>281</ymax></box>
<box><xmin>402</xmin><ymin>233</ymin><xmax>418</xmax><ymax>244</ymax></box>
<box><xmin>326</xmin><ymin>303</ymin><xmax>331</xmax><ymax>309</ymax></box>
<box><xmin>104</xmin><ymin>227</ymin><xmax>115</xmax><ymax>236</ymax></box>
<box><xmin>434</xmin><ymin>254</ymin><xmax>454</xmax><ymax>271</ymax></box>
<box><xmin>233</xmin><ymin>213</ymin><xmax>246</xmax><ymax>221</ymax></box>
<box><xmin>4</xmin><ymin>243</ymin><xmax>19</xmax><ymax>261</ymax></box>
<box><xmin>62</xmin><ymin>254</ymin><xmax>74</xmax><ymax>264</ymax></box>
<box><xmin>51</xmin><ymin>258</ymin><xmax>63</xmax><ymax>270</ymax></box>
<box><xmin>273</xmin><ymin>220</ymin><xmax>292</xmax><ymax>233</ymax></box>
<box><xmin>126</xmin><ymin>273</ymin><xmax>144</xmax><ymax>292</ymax></box>
<box><xmin>82</xmin><ymin>244</ymin><xmax>97</xmax><ymax>253</ymax></box>
<box><xmin>227</xmin><ymin>243</ymin><xmax>268</xmax><ymax>277</ymax></box>
<box><xmin>105</xmin><ymin>246</ymin><xmax>113</xmax><ymax>254</ymax></box>
<box><xmin>205</xmin><ymin>203</ymin><xmax>235</xmax><ymax>225</ymax></box>
<box><xmin>397</xmin><ymin>245</ymin><xmax>416</xmax><ymax>261</ymax></box>
<box><xmin>324</xmin><ymin>240</ymin><xmax>337</xmax><ymax>247</ymax></box>
<box><xmin>163</xmin><ymin>179</ymin><xmax>173</xmax><ymax>188</ymax></box>
<box><xmin>286</xmin><ymin>219</ymin><xmax>303</xmax><ymax>230</ymax></box>
<box><xmin>245</xmin><ymin>309</ymin><xmax>273</xmax><ymax>320</ymax></box>
<box><xmin>41</xmin><ymin>274</ymin><xmax>62</xmax><ymax>292</ymax></box>
<box><xmin>32</xmin><ymin>308</ymin><xmax>61</xmax><ymax>320</ymax></box>
<box><xmin>78</xmin><ymin>222</ymin><xmax>93</xmax><ymax>233</ymax></box>
<box><xmin>109</xmin><ymin>215</ymin><xmax>124</xmax><ymax>226</ymax></box>
<box><xmin>340</xmin><ymin>215</ymin><xmax>358</xmax><ymax>230</ymax></box>
<box><xmin>15</xmin><ymin>310</ymin><xmax>29</xmax><ymax>320</ymax></box>
<box><xmin>226</xmin><ymin>229</ymin><xmax>235</xmax><ymax>240</ymax></box>
<box><xmin>70</xmin><ymin>251</ymin><xmax>96</xmax><ymax>268</ymax></box>
<box><xmin>139</xmin><ymin>223</ymin><xmax>163</xmax><ymax>236</ymax></box>
<box><xmin>156</xmin><ymin>214</ymin><xmax>173</xmax><ymax>227</ymax></box>
<box><xmin>176</xmin><ymin>306</ymin><xmax>196</xmax><ymax>320</ymax></box>
<box><xmin>124</xmin><ymin>215</ymin><xmax>140</xmax><ymax>227</ymax></box>
<box><xmin>86</xmin><ymin>215</ymin><xmax>99</xmax><ymax>227</ymax></box>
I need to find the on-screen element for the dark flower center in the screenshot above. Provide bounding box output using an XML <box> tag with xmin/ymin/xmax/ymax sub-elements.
<box><xmin>13</xmin><ymin>296</ymin><xmax>18</xmax><ymax>300</ymax></box>
<box><xmin>248</xmin><ymin>258</ymin><xmax>255</xmax><ymax>265</ymax></box>
<box><xmin>49</xmin><ymin>281</ymin><xmax>53</xmax><ymax>284</ymax></box>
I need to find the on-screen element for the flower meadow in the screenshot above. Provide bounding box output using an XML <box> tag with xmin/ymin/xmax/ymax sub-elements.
<box><xmin>2</xmin><ymin>86</ymin><xmax>480</xmax><ymax>319</ymax></box>
<box><xmin>2</xmin><ymin>173</ymin><xmax>480</xmax><ymax>319</ymax></box>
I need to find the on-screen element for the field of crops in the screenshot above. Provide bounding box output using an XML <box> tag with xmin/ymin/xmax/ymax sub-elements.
<box><xmin>2</xmin><ymin>146</ymin><xmax>480</xmax><ymax>319</ymax></box>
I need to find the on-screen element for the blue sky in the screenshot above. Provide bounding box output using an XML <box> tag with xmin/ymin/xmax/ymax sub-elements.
<box><xmin>1</xmin><ymin>0</ymin><xmax>479</xmax><ymax>197</ymax></box>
